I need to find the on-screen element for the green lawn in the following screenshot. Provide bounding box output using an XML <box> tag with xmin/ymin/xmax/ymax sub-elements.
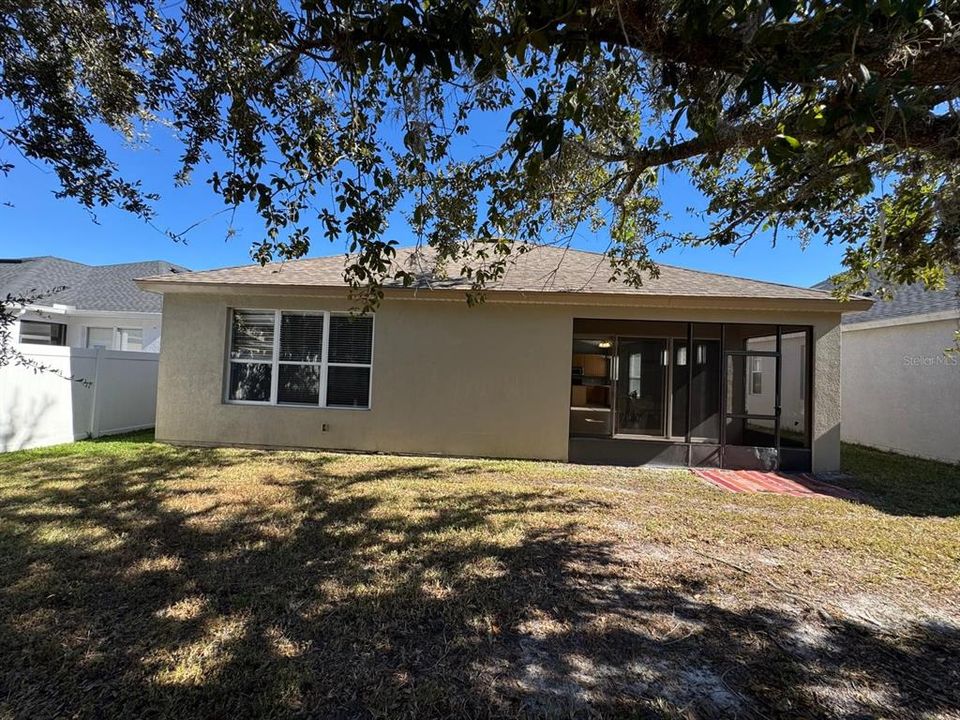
<box><xmin>0</xmin><ymin>433</ymin><xmax>958</xmax><ymax>719</ymax></box>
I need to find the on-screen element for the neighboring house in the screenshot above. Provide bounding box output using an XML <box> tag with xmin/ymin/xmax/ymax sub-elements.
<box><xmin>137</xmin><ymin>246</ymin><xmax>871</xmax><ymax>472</ymax></box>
<box><xmin>1</xmin><ymin>256</ymin><xmax>187</xmax><ymax>352</ymax></box>
<box><xmin>813</xmin><ymin>275</ymin><xmax>960</xmax><ymax>464</ymax></box>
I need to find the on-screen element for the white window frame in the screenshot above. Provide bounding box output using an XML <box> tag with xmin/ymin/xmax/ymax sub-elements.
<box><xmin>225</xmin><ymin>308</ymin><xmax>374</xmax><ymax>410</ymax></box>
<box><xmin>84</xmin><ymin>325</ymin><xmax>145</xmax><ymax>351</ymax></box>
<box><xmin>799</xmin><ymin>344</ymin><xmax>806</xmax><ymax>401</ymax></box>
<box><xmin>118</xmin><ymin>326</ymin><xmax>144</xmax><ymax>351</ymax></box>
<box><xmin>20</xmin><ymin>320</ymin><xmax>67</xmax><ymax>346</ymax></box>
<box><xmin>749</xmin><ymin>357</ymin><xmax>763</xmax><ymax>395</ymax></box>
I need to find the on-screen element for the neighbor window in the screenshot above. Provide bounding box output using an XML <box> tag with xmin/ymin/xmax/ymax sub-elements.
<box><xmin>749</xmin><ymin>357</ymin><xmax>763</xmax><ymax>395</ymax></box>
<box><xmin>799</xmin><ymin>347</ymin><xmax>806</xmax><ymax>401</ymax></box>
<box><xmin>86</xmin><ymin>327</ymin><xmax>114</xmax><ymax>350</ymax></box>
<box><xmin>227</xmin><ymin>309</ymin><xmax>373</xmax><ymax>408</ymax></box>
<box><xmin>119</xmin><ymin>327</ymin><xmax>143</xmax><ymax>351</ymax></box>
<box><xmin>20</xmin><ymin>320</ymin><xmax>67</xmax><ymax>346</ymax></box>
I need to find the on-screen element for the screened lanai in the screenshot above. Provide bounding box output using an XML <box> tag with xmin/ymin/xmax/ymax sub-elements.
<box><xmin>568</xmin><ymin>318</ymin><xmax>812</xmax><ymax>471</ymax></box>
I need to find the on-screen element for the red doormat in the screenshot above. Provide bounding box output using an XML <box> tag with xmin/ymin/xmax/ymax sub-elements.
<box><xmin>692</xmin><ymin>469</ymin><xmax>860</xmax><ymax>499</ymax></box>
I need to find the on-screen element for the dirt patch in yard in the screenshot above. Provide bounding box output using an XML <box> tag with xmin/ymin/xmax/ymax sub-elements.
<box><xmin>472</xmin><ymin>535</ymin><xmax>959</xmax><ymax>719</ymax></box>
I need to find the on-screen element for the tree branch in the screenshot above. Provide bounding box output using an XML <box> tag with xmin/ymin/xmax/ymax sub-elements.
<box><xmin>589</xmin><ymin>107</ymin><xmax>960</xmax><ymax>174</ymax></box>
<box><xmin>584</xmin><ymin>1</ymin><xmax>960</xmax><ymax>88</ymax></box>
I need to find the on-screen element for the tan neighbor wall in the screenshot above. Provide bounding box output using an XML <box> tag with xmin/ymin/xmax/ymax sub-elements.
<box><xmin>841</xmin><ymin>317</ymin><xmax>960</xmax><ymax>463</ymax></box>
<box><xmin>156</xmin><ymin>292</ymin><xmax>844</xmax><ymax>471</ymax></box>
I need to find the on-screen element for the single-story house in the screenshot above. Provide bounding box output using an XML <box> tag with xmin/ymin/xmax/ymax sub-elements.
<box><xmin>1</xmin><ymin>256</ymin><xmax>187</xmax><ymax>352</ymax></box>
<box><xmin>137</xmin><ymin>246</ymin><xmax>871</xmax><ymax>472</ymax></box>
<box><xmin>813</xmin><ymin>274</ymin><xmax>960</xmax><ymax>464</ymax></box>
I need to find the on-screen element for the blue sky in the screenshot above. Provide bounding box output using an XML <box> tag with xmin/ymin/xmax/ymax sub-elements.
<box><xmin>0</xmin><ymin>118</ymin><xmax>847</xmax><ymax>288</ymax></box>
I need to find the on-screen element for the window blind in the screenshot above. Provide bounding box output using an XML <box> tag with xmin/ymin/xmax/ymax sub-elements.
<box><xmin>87</xmin><ymin>327</ymin><xmax>113</xmax><ymax>350</ymax></box>
<box><xmin>329</xmin><ymin>316</ymin><xmax>373</xmax><ymax>364</ymax></box>
<box><xmin>230</xmin><ymin>310</ymin><xmax>275</xmax><ymax>359</ymax></box>
<box><xmin>326</xmin><ymin>366</ymin><xmax>371</xmax><ymax>408</ymax></box>
<box><xmin>280</xmin><ymin>314</ymin><xmax>323</xmax><ymax>362</ymax></box>
<box><xmin>20</xmin><ymin>321</ymin><xmax>67</xmax><ymax>346</ymax></box>
<box><xmin>229</xmin><ymin>362</ymin><xmax>272</xmax><ymax>401</ymax></box>
<box><xmin>278</xmin><ymin>364</ymin><xmax>321</xmax><ymax>404</ymax></box>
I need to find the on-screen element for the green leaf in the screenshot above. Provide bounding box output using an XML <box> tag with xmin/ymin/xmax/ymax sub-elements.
<box><xmin>775</xmin><ymin>134</ymin><xmax>801</xmax><ymax>150</ymax></box>
<box><xmin>542</xmin><ymin>122</ymin><xmax>563</xmax><ymax>159</ymax></box>
<box><xmin>528</xmin><ymin>30</ymin><xmax>550</xmax><ymax>53</ymax></box>
<box><xmin>770</xmin><ymin>0</ymin><xmax>794</xmax><ymax>21</ymax></box>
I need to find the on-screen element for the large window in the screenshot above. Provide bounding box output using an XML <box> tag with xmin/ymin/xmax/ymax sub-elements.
<box><xmin>19</xmin><ymin>320</ymin><xmax>66</xmax><ymax>346</ymax></box>
<box><xmin>226</xmin><ymin>309</ymin><xmax>373</xmax><ymax>409</ymax></box>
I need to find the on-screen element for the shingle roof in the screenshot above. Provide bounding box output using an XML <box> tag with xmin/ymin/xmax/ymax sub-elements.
<box><xmin>138</xmin><ymin>244</ymin><xmax>846</xmax><ymax>303</ymax></box>
<box><xmin>813</xmin><ymin>274</ymin><xmax>960</xmax><ymax>324</ymax></box>
<box><xmin>0</xmin><ymin>256</ymin><xmax>188</xmax><ymax>313</ymax></box>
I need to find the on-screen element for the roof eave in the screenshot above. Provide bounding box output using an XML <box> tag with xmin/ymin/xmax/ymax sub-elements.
<box><xmin>842</xmin><ymin>308</ymin><xmax>960</xmax><ymax>331</ymax></box>
<box><xmin>15</xmin><ymin>302</ymin><xmax>161</xmax><ymax>316</ymax></box>
<box><xmin>135</xmin><ymin>278</ymin><xmax>870</xmax><ymax>313</ymax></box>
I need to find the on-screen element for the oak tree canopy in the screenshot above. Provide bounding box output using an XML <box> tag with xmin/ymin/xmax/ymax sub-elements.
<box><xmin>3</xmin><ymin>0</ymin><xmax>959</xmax><ymax>308</ymax></box>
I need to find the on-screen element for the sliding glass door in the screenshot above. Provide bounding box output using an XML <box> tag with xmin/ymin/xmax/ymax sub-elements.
<box><xmin>615</xmin><ymin>338</ymin><xmax>668</xmax><ymax>436</ymax></box>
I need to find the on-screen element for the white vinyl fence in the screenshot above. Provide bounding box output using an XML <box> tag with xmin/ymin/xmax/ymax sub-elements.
<box><xmin>0</xmin><ymin>345</ymin><xmax>159</xmax><ymax>451</ymax></box>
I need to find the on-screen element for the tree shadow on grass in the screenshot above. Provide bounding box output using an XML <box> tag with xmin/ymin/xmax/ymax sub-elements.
<box><xmin>0</xmin><ymin>447</ymin><xmax>957</xmax><ymax>719</ymax></box>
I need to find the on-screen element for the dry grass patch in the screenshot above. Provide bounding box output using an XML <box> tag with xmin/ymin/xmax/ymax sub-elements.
<box><xmin>0</xmin><ymin>432</ymin><xmax>957</xmax><ymax>719</ymax></box>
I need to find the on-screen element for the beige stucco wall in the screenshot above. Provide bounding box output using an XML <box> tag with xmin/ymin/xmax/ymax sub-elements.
<box><xmin>841</xmin><ymin>317</ymin><xmax>960</xmax><ymax>463</ymax></box>
<box><xmin>155</xmin><ymin>291</ymin><xmax>844</xmax><ymax>471</ymax></box>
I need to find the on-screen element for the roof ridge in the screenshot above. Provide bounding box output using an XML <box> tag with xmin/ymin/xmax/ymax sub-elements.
<box><xmin>160</xmin><ymin>242</ymin><xmax>823</xmax><ymax>297</ymax></box>
<box><xmin>376</xmin><ymin>242</ymin><xmax>830</xmax><ymax>295</ymax></box>
<box><xmin>442</xmin><ymin>242</ymin><xmax>834</xmax><ymax>296</ymax></box>
<box><xmin>14</xmin><ymin>255</ymin><xmax>90</xmax><ymax>268</ymax></box>
<box><xmin>655</xmin><ymin>261</ymin><xmax>833</xmax><ymax>295</ymax></box>
<box><xmin>89</xmin><ymin>259</ymin><xmax>184</xmax><ymax>269</ymax></box>
<box><xmin>420</xmin><ymin>242</ymin><xmax>834</xmax><ymax>294</ymax></box>
<box><xmin>136</xmin><ymin>243</ymin><xmax>863</xmax><ymax>305</ymax></box>
<box><xmin>2</xmin><ymin>256</ymin><xmax>189</xmax><ymax>271</ymax></box>
<box><xmin>137</xmin><ymin>256</ymin><xmax>304</xmax><ymax>279</ymax></box>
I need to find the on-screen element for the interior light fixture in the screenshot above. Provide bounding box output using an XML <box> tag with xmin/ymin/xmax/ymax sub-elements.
<box><xmin>597</xmin><ymin>340</ymin><xmax>612</xmax><ymax>349</ymax></box>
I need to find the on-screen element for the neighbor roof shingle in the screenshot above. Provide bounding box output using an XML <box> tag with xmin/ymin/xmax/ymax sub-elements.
<box><xmin>813</xmin><ymin>274</ymin><xmax>960</xmax><ymax>324</ymax></box>
<box><xmin>138</xmin><ymin>245</ymin><xmax>843</xmax><ymax>302</ymax></box>
<box><xmin>0</xmin><ymin>256</ymin><xmax>189</xmax><ymax>313</ymax></box>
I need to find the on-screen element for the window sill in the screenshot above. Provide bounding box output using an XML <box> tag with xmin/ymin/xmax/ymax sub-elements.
<box><xmin>223</xmin><ymin>400</ymin><xmax>371</xmax><ymax>411</ymax></box>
